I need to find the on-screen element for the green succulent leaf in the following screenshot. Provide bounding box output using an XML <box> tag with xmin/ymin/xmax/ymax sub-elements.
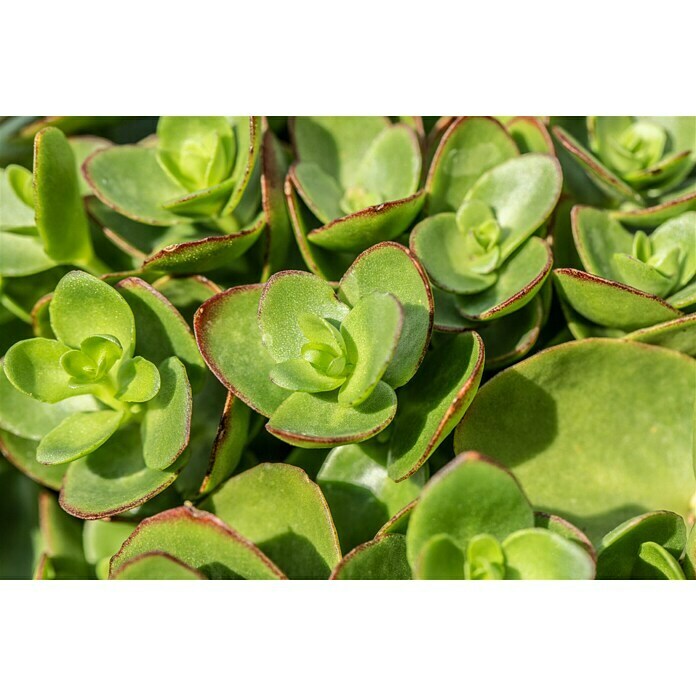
<box><xmin>109</xmin><ymin>506</ymin><xmax>286</xmax><ymax>580</ymax></box>
<box><xmin>199</xmin><ymin>393</ymin><xmax>251</xmax><ymax>495</ymax></box>
<box><xmin>596</xmin><ymin>511</ymin><xmax>686</xmax><ymax>580</ymax></box>
<box><xmin>116</xmin><ymin>277</ymin><xmax>206</xmax><ymax>390</ymax></box>
<box><xmin>338</xmin><ymin>292</ymin><xmax>403</xmax><ymax>407</ymax></box>
<box><xmin>406</xmin><ymin>452</ymin><xmax>534</xmax><ymax>567</ymax></box>
<box><xmin>1</xmin><ymin>165</ymin><xmax>35</xmax><ymax>232</ymax></box>
<box><xmin>455</xmin><ymin>237</ymin><xmax>552</xmax><ymax>321</ymax></box>
<box><xmin>317</xmin><ymin>443</ymin><xmax>424</xmax><ymax>553</ymax></box>
<box><xmin>60</xmin><ymin>425</ymin><xmax>180</xmax><ymax>519</ymax></box>
<box><xmin>37</xmin><ymin>410</ymin><xmax>123</xmax><ymax>466</ymax></box>
<box><xmin>0</xmin><ymin>231</ymin><xmax>54</xmax><ymax>276</ymax></box>
<box><xmin>116</xmin><ymin>357</ymin><xmax>161</xmax><ymax>402</ymax></box>
<box><xmin>83</xmin><ymin>518</ymin><xmax>138</xmax><ymax>579</ymax></box>
<box><xmin>0</xmin><ymin>363</ymin><xmax>97</xmax><ymax>440</ymax></box>
<box><xmin>632</xmin><ymin>541</ymin><xmax>686</xmax><ymax>579</ymax></box>
<box><xmin>85</xmin><ymin>145</ymin><xmax>189</xmax><ymax>225</ymax></box>
<box><xmin>455</xmin><ymin>339</ymin><xmax>696</xmax><ymax>543</ymax></box>
<box><xmin>464</xmin><ymin>153</ymin><xmax>562</xmax><ymax>259</ymax></box>
<box><xmin>0</xmin><ymin>430</ymin><xmax>69</xmax><ymax>490</ymax></box>
<box><xmin>502</xmin><ymin>528</ymin><xmax>596</xmax><ymax>579</ymax></box>
<box><xmin>388</xmin><ymin>332</ymin><xmax>484</xmax><ymax>481</ymax></box>
<box><xmin>50</xmin><ymin>271</ymin><xmax>135</xmax><ymax>356</ymax></box>
<box><xmin>331</xmin><ymin>535</ymin><xmax>412</xmax><ymax>580</ymax></box>
<box><xmin>427</xmin><ymin>117</ymin><xmax>519</xmax><ymax>214</ymax></box>
<box><xmin>33</xmin><ymin>127</ymin><xmax>95</xmax><ymax>266</ymax></box>
<box><xmin>505</xmin><ymin>117</ymin><xmax>554</xmax><ymax>155</ymax></box>
<box><xmin>338</xmin><ymin>242</ymin><xmax>434</xmax><ymax>388</ymax></box>
<box><xmin>141</xmin><ymin>357</ymin><xmax>191</xmax><ymax>471</ymax></box>
<box><xmin>625</xmin><ymin>314</ymin><xmax>696</xmax><ymax>357</ymax></box>
<box><xmin>4</xmin><ymin>338</ymin><xmax>90</xmax><ymax>403</ymax></box>
<box><xmin>111</xmin><ymin>551</ymin><xmax>205</xmax><ymax>580</ymax></box>
<box><xmin>414</xmin><ymin>534</ymin><xmax>466</xmax><ymax>579</ymax></box>
<box><xmin>267</xmin><ymin>381</ymin><xmax>397</xmax><ymax>448</ymax></box>
<box><xmin>204</xmin><ymin>463</ymin><xmax>341</xmax><ymax>579</ymax></box>
<box><xmin>194</xmin><ymin>285</ymin><xmax>289</xmax><ymax>417</ymax></box>
<box><xmin>554</xmin><ymin>268</ymin><xmax>681</xmax><ymax>331</ymax></box>
<box><xmin>258</xmin><ymin>271</ymin><xmax>349</xmax><ymax>363</ymax></box>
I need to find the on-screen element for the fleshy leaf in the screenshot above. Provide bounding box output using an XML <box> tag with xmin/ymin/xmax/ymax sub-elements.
<box><xmin>0</xmin><ymin>430</ymin><xmax>69</xmax><ymax>490</ymax></box>
<box><xmin>426</xmin><ymin>117</ymin><xmax>519</xmax><ymax>214</ymax></box>
<box><xmin>455</xmin><ymin>339</ymin><xmax>696</xmax><ymax>542</ymax></box>
<box><xmin>258</xmin><ymin>271</ymin><xmax>349</xmax><ymax>362</ymax></box>
<box><xmin>505</xmin><ymin>117</ymin><xmax>554</xmax><ymax>155</ymax></box>
<box><xmin>84</xmin><ymin>145</ymin><xmax>189</xmax><ymax>225</ymax></box>
<box><xmin>203</xmin><ymin>463</ymin><xmax>341</xmax><ymax>579</ymax></box>
<box><xmin>33</xmin><ymin>127</ymin><xmax>95</xmax><ymax>265</ymax></box>
<box><xmin>111</xmin><ymin>551</ymin><xmax>205</xmax><ymax>580</ymax></box>
<box><xmin>292</xmin><ymin>161</ymin><xmax>344</xmax><ymax>223</ymax></box>
<box><xmin>0</xmin><ymin>232</ymin><xmax>54</xmax><ymax>276</ymax></box>
<box><xmin>50</xmin><ymin>271</ymin><xmax>135</xmax><ymax>355</ymax></box>
<box><xmin>37</xmin><ymin>410</ymin><xmax>123</xmax><ymax>466</ymax></box>
<box><xmin>455</xmin><ymin>237</ymin><xmax>552</xmax><ymax>321</ymax></box>
<box><xmin>406</xmin><ymin>452</ymin><xmax>534</xmax><ymax>567</ymax></box>
<box><xmin>633</xmin><ymin>542</ymin><xmax>685</xmax><ymax>580</ymax></box>
<box><xmin>266</xmin><ymin>382</ymin><xmax>397</xmax><ymax>448</ymax></box>
<box><xmin>338</xmin><ymin>292</ymin><xmax>403</xmax><ymax>406</ymax></box>
<box><xmin>60</xmin><ymin>425</ymin><xmax>180</xmax><ymax>519</ymax></box>
<box><xmin>116</xmin><ymin>357</ymin><xmax>161</xmax><ymax>402</ymax></box>
<box><xmin>330</xmin><ymin>535</ymin><xmax>412</xmax><ymax>580</ymax></box>
<box><xmin>141</xmin><ymin>357</ymin><xmax>192</xmax><ymax>471</ymax></box>
<box><xmin>596</xmin><ymin>511</ymin><xmax>686</xmax><ymax>580</ymax></box>
<box><xmin>625</xmin><ymin>314</ymin><xmax>696</xmax><ymax>357</ymax></box>
<box><xmin>194</xmin><ymin>284</ymin><xmax>289</xmax><ymax>417</ymax></box>
<box><xmin>0</xmin><ymin>363</ymin><xmax>97</xmax><ymax>440</ymax></box>
<box><xmin>269</xmin><ymin>358</ymin><xmax>345</xmax><ymax>393</ymax></box>
<box><xmin>554</xmin><ymin>268</ymin><xmax>681</xmax><ymax>331</ymax></box>
<box><xmin>387</xmin><ymin>332</ymin><xmax>484</xmax><ymax>481</ymax></box>
<box><xmin>83</xmin><ymin>518</ymin><xmax>138</xmax><ymax>579</ymax></box>
<box><xmin>109</xmin><ymin>506</ymin><xmax>285</xmax><ymax>580</ymax></box>
<box><xmin>414</xmin><ymin>534</ymin><xmax>466</xmax><ymax>579</ymax></box>
<box><xmin>338</xmin><ymin>242</ymin><xmax>434</xmax><ymax>388</ymax></box>
<box><xmin>502</xmin><ymin>528</ymin><xmax>596</xmax><ymax>579</ymax></box>
<box><xmin>4</xmin><ymin>338</ymin><xmax>89</xmax><ymax>403</ymax></box>
<box><xmin>199</xmin><ymin>393</ymin><xmax>251</xmax><ymax>495</ymax></box>
<box><xmin>465</xmin><ymin>153</ymin><xmax>562</xmax><ymax>259</ymax></box>
<box><xmin>317</xmin><ymin>442</ymin><xmax>424</xmax><ymax>553</ymax></box>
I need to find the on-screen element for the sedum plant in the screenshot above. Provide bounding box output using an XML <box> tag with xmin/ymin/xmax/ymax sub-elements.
<box><xmin>0</xmin><ymin>115</ymin><xmax>694</xmax><ymax>582</ymax></box>
<box><xmin>410</xmin><ymin>117</ymin><xmax>562</xmax><ymax>368</ymax></box>
<box><xmin>553</xmin><ymin>117</ymin><xmax>696</xmax><ymax>211</ymax></box>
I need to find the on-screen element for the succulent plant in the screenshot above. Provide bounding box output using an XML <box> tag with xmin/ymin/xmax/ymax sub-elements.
<box><xmin>553</xmin><ymin>206</ymin><xmax>695</xmax><ymax>351</ymax></box>
<box><xmin>1</xmin><ymin>115</ymin><xmax>694</xmax><ymax>583</ymax></box>
<box><xmin>0</xmin><ymin>271</ymin><xmax>205</xmax><ymax>519</ymax></box>
<box><xmin>553</xmin><ymin>117</ymin><xmax>696</xmax><ymax>210</ymax></box>
<box><xmin>409</xmin><ymin>117</ymin><xmax>562</xmax><ymax>367</ymax></box>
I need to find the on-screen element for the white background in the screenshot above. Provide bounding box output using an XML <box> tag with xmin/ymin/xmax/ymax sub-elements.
<box><xmin>2</xmin><ymin>0</ymin><xmax>695</xmax><ymax>693</ymax></box>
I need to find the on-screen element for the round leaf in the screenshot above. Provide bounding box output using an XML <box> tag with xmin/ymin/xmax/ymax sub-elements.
<box><xmin>111</xmin><ymin>551</ymin><xmax>205</xmax><ymax>580</ymax></box>
<box><xmin>330</xmin><ymin>535</ymin><xmax>412</xmax><ymax>580</ymax></box>
<box><xmin>455</xmin><ymin>339</ymin><xmax>696</xmax><ymax>542</ymax></box>
<box><xmin>203</xmin><ymin>463</ymin><xmax>341</xmax><ymax>579</ymax></box>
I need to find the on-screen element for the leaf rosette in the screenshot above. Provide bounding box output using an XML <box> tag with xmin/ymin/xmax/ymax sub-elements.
<box><xmin>0</xmin><ymin>271</ymin><xmax>204</xmax><ymax>518</ymax></box>
<box><xmin>410</xmin><ymin>117</ymin><xmax>562</xmax><ymax>366</ymax></box>
<box><xmin>553</xmin><ymin>116</ymin><xmax>696</xmax><ymax>213</ymax></box>
<box><xmin>196</xmin><ymin>242</ymin><xmax>484</xmax><ymax>478</ymax></box>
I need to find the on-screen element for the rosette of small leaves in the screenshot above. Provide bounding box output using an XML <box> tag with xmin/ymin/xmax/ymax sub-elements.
<box><xmin>0</xmin><ymin>271</ymin><xmax>205</xmax><ymax>519</ymax></box>
<box><xmin>553</xmin><ymin>206</ymin><xmax>695</xmax><ymax>352</ymax></box>
<box><xmin>331</xmin><ymin>452</ymin><xmax>596</xmax><ymax>580</ymax></box>
<box><xmin>409</xmin><ymin>117</ymin><xmax>562</xmax><ymax>367</ymax></box>
<box><xmin>285</xmin><ymin>117</ymin><xmax>425</xmax><ymax>277</ymax></box>
<box><xmin>553</xmin><ymin>116</ymin><xmax>696</xmax><ymax>212</ymax></box>
<box><xmin>83</xmin><ymin>116</ymin><xmax>266</xmax><ymax>275</ymax></box>
<box><xmin>195</xmin><ymin>242</ymin><xmax>484</xmax><ymax>480</ymax></box>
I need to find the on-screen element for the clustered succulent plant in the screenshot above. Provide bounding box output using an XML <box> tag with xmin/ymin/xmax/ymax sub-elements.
<box><xmin>0</xmin><ymin>115</ymin><xmax>694</xmax><ymax>581</ymax></box>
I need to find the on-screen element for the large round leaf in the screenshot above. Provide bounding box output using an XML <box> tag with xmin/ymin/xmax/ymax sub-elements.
<box><xmin>203</xmin><ymin>463</ymin><xmax>341</xmax><ymax>579</ymax></box>
<box><xmin>455</xmin><ymin>339</ymin><xmax>696</xmax><ymax>542</ymax></box>
<box><xmin>110</xmin><ymin>506</ymin><xmax>285</xmax><ymax>580</ymax></box>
